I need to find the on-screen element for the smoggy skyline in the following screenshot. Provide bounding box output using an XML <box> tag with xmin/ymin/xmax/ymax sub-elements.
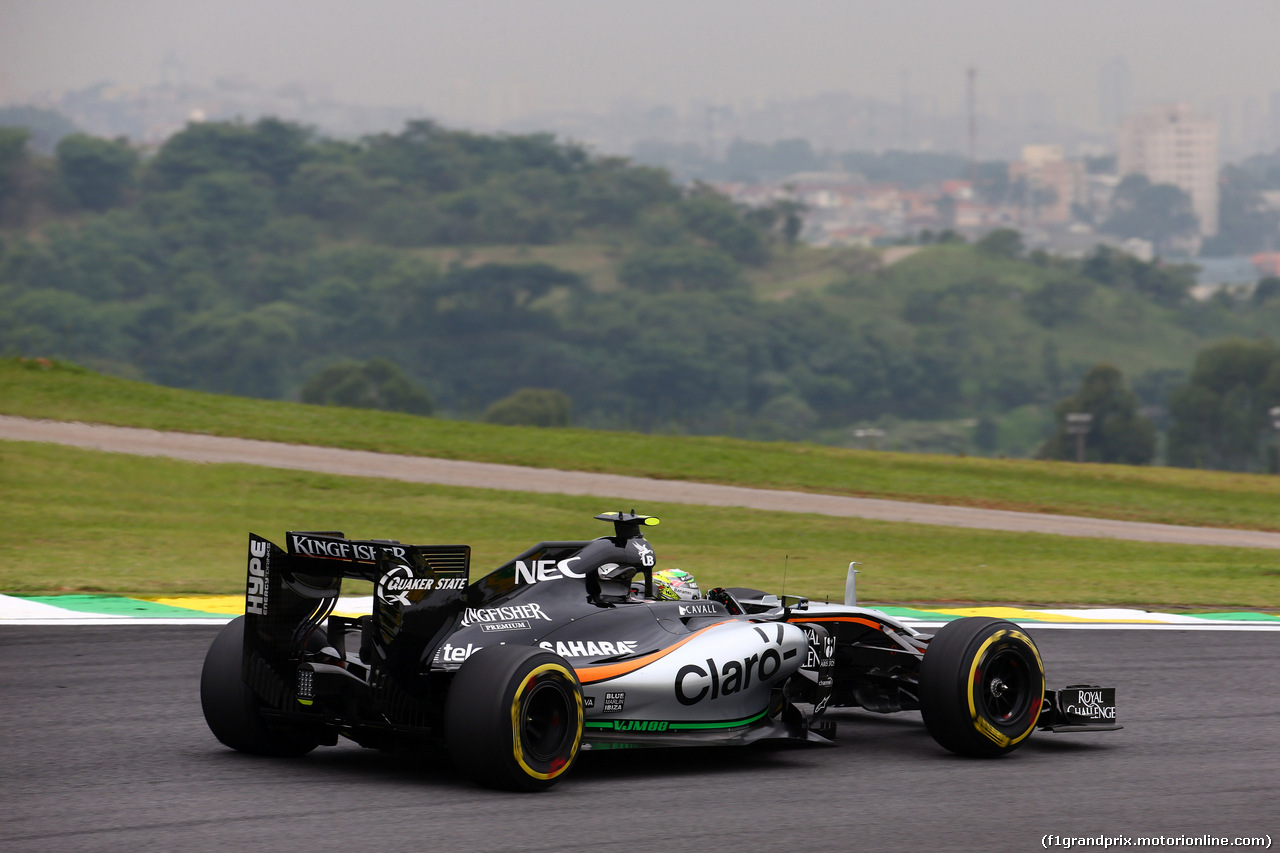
<box><xmin>4</xmin><ymin>0</ymin><xmax>1280</xmax><ymax>136</ymax></box>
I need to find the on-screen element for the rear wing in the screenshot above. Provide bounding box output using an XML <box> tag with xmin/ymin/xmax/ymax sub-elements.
<box><xmin>241</xmin><ymin>532</ymin><xmax>470</xmax><ymax>704</ymax></box>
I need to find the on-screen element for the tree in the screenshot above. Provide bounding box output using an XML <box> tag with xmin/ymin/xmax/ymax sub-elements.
<box><xmin>678</xmin><ymin>192</ymin><xmax>769</xmax><ymax>264</ymax></box>
<box><xmin>0</xmin><ymin>127</ymin><xmax>28</xmax><ymax>201</ymax></box>
<box><xmin>147</xmin><ymin>118</ymin><xmax>312</xmax><ymax>190</ymax></box>
<box><xmin>484</xmin><ymin>387</ymin><xmax>571</xmax><ymax>427</ymax></box>
<box><xmin>1167</xmin><ymin>339</ymin><xmax>1280</xmax><ymax>471</ymax></box>
<box><xmin>1200</xmin><ymin>165</ymin><xmax>1280</xmax><ymax>256</ymax></box>
<box><xmin>1039</xmin><ymin>364</ymin><xmax>1156</xmax><ymax>465</ymax></box>
<box><xmin>975</xmin><ymin>228</ymin><xmax>1024</xmax><ymax>259</ymax></box>
<box><xmin>1023</xmin><ymin>275</ymin><xmax>1095</xmax><ymax>328</ymax></box>
<box><xmin>618</xmin><ymin>246</ymin><xmax>743</xmax><ymax>294</ymax></box>
<box><xmin>0</xmin><ymin>106</ymin><xmax>79</xmax><ymax>153</ymax></box>
<box><xmin>1079</xmin><ymin>245</ymin><xmax>1194</xmax><ymax>305</ymax></box>
<box><xmin>56</xmin><ymin>133</ymin><xmax>138</xmax><ymax>211</ymax></box>
<box><xmin>300</xmin><ymin>358</ymin><xmax>434</xmax><ymax>415</ymax></box>
<box><xmin>1100</xmin><ymin>174</ymin><xmax>1199</xmax><ymax>255</ymax></box>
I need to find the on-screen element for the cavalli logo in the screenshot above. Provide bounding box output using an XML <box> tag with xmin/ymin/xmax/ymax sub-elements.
<box><xmin>246</xmin><ymin>538</ymin><xmax>270</xmax><ymax>616</ymax></box>
<box><xmin>289</xmin><ymin>534</ymin><xmax>406</xmax><ymax>563</ymax></box>
<box><xmin>376</xmin><ymin>565</ymin><xmax>465</xmax><ymax>606</ymax></box>
<box><xmin>460</xmin><ymin>603</ymin><xmax>552</xmax><ymax>627</ymax></box>
<box><xmin>677</xmin><ymin>602</ymin><xmax>720</xmax><ymax>617</ymax></box>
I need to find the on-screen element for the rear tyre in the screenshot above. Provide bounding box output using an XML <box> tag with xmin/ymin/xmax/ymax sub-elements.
<box><xmin>445</xmin><ymin>645</ymin><xmax>584</xmax><ymax>791</ymax></box>
<box><xmin>200</xmin><ymin>616</ymin><xmax>319</xmax><ymax>757</ymax></box>
<box><xmin>918</xmin><ymin>617</ymin><xmax>1045</xmax><ymax>757</ymax></box>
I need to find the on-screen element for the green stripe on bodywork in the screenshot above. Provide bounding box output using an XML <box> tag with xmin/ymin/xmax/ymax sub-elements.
<box><xmin>585</xmin><ymin>710</ymin><xmax>768</xmax><ymax>731</ymax></box>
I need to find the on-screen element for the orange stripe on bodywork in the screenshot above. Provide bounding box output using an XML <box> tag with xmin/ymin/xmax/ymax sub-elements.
<box><xmin>789</xmin><ymin>616</ymin><xmax>883</xmax><ymax>631</ymax></box>
<box><xmin>575</xmin><ymin>621</ymin><xmax>735</xmax><ymax>684</ymax></box>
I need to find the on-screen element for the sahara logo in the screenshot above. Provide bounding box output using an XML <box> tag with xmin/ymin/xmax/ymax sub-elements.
<box><xmin>538</xmin><ymin>640</ymin><xmax>638</xmax><ymax>658</ymax></box>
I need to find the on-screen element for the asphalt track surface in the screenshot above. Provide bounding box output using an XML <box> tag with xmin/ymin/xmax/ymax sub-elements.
<box><xmin>1</xmin><ymin>627</ymin><xmax>1275</xmax><ymax>853</ymax></box>
<box><xmin>4</xmin><ymin>415</ymin><xmax>1280</xmax><ymax>550</ymax></box>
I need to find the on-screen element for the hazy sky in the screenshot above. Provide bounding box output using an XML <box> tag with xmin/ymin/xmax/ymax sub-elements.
<box><xmin>4</xmin><ymin>0</ymin><xmax>1280</xmax><ymax>128</ymax></box>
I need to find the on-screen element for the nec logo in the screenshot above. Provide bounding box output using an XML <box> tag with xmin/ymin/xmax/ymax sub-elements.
<box><xmin>514</xmin><ymin>557</ymin><xmax>587</xmax><ymax>585</ymax></box>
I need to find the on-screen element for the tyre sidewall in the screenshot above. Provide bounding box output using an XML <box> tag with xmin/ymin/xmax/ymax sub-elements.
<box><xmin>445</xmin><ymin>645</ymin><xmax>584</xmax><ymax>791</ymax></box>
<box><xmin>919</xmin><ymin>617</ymin><xmax>1045</xmax><ymax>757</ymax></box>
<box><xmin>200</xmin><ymin>616</ymin><xmax>317</xmax><ymax>757</ymax></box>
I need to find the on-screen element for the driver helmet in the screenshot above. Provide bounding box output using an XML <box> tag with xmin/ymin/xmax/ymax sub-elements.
<box><xmin>652</xmin><ymin>568</ymin><xmax>701</xmax><ymax>601</ymax></box>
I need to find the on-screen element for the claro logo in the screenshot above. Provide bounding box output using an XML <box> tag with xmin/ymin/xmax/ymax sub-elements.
<box><xmin>246</xmin><ymin>538</ymin><xmax>269</xmax><ymax>616</ymax></box>
<box><xmin>675</xmin><ymin>649</ymin><xmax>784</xmax><ymax>705</ymax></box>
<box><xmin>674</xmin><ymin>625</ymin><xmax>794</xmax><ymax>706</ymax></box>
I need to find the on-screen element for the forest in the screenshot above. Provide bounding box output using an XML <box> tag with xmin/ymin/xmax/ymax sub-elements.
<box><xmin>3</xmin><ymin>117</ymin><xmax>1280</xmax><ymax>470</ymax></box>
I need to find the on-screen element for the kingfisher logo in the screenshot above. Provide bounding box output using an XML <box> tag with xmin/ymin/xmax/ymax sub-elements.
<box><xmin>461</xmin><ymin>603</ymin><xmax>552</xmax><ymax>627</ymax></box>
<box><xmin>290</xmin><ymin>534</ymin><xmax>406</xmax><ymax>563</ymax></box>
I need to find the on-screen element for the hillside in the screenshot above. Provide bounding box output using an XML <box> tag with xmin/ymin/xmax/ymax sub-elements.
<box><xmin>3</xmin><ymin>118</ymin><xmax>1279</xmax><ymax>460</ymax></box>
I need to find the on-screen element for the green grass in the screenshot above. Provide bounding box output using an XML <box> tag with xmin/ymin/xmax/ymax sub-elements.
<box><xmin>5</xmin><ymin>357</ymin><xmax>1280</xmax><ymax>533</ymax></box>
<box><xmin>3</xmin><ymin>440</ymin><xmax>1277</xmax><ymax>609</ymax></box>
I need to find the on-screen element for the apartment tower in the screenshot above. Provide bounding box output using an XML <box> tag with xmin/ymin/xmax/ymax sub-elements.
<box><xmin>1117</xmin><ymin>103</ymin><xmax>1219</xmax><ymax>236</ymax></box>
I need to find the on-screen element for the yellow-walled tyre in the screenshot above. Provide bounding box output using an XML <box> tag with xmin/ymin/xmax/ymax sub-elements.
<box><xmin>445</xmin><ymin>645</ymin><xmax>584</xmax><ymax>791</ymax></box>
<box><xmin>918</xmin><ymin>617</ymin><xmax>1045</xmax><ymax>757</ymax></box>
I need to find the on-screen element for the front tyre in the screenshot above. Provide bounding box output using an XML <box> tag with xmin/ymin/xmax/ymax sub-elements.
<box><xmin>918</xmin><ymin>617</ymin><xmax>1045</xmax><ymax>757</ymax></box>
<box><xmin>200</xmin><ymin>616</ymin><xmax>319</xmax><ymax>757</ymax></box>
<box><xmin>445</xmin><ymin>645</ymin><xmax>584</xmax><ymax>791</ymax></box>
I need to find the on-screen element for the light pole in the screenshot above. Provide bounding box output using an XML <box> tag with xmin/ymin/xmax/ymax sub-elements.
<box><xmin>854</xmin><ymin>428</ymin><xmax>886</xmax><ymax>451</ymax></box>
<box><xmin>1269</xmin><ymin>406</ymin><xmax>1280</xmax><ymax>473</ymax></box>
<box><xmin>1065</xmin><ymin>412</ymin><xmax>1093</xmax><ymax>463</ymax></box>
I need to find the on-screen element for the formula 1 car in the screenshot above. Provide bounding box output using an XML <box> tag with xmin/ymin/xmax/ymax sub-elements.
<box><xmin>200</xmin><ymin>511</ymin><xmax>1120</xmax><ymax>790</ymax></box>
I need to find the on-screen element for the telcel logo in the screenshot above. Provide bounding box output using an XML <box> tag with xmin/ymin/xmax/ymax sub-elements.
<box><xmin>436</xmin><ymin>642</ymin><xmax>477</xmax><ymax>664</ymax></box>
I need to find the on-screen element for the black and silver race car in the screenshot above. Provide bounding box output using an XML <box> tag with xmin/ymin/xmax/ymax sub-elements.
<box><xmin>201</xmin><ymin>511</ymin><xmax>1120</xmax><ymax>790</ymax></box>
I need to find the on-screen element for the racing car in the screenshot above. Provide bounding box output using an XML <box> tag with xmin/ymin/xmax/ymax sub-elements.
<box><xmin>201</xmin><ymin>511</ymin><xmax>1120</xmax><ymax>790</ymax></box>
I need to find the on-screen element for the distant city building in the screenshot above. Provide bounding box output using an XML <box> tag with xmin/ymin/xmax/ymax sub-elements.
<box><xmin>1117</xmin><ymin>103</ymin><xmax>1219</xmax><ymax>236</ymax></box>
<box><xmin>1097</xmin><ymin>57</ymin><xmax>1132</xmax><ymax>131</ymax></box>
<box><xmin>1007</xmin><ymin>144</ymin><xmax>1085</xmax><ymax>225</ymax></box>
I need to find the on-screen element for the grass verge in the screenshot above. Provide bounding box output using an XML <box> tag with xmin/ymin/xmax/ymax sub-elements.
<box><xmin>4</xmin><ymin>357</ymin><xmax>1280</xmax><ymax>532</ymax></box>
<box><xmin>3</xmin><ymin>441</ymin><xmax>1277</xmax><ymax>610</ymax></box>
